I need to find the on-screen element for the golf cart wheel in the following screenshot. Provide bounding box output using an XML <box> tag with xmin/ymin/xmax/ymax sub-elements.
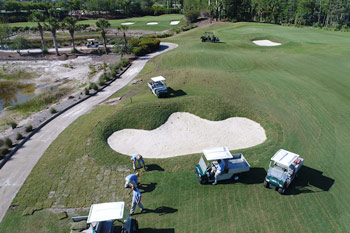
<box><xmin>200</xmin><ymin>177</ymin><xmax>208</xmax><ymax>184</ymax></box>
<box><xmin>278</xmin><ymin>187</ymin><xmax>285</xmax><ymax>194</ymax></box>
<box><xmin>263</xmin><ymin>180</ymin><xmax>269</xmax><ymax>188</ymax></box>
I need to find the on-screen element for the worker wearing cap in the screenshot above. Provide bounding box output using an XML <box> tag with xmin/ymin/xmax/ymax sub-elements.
<box><xmin>130</xmin><ymin>186</ymin><xmax>144</xmax><ymax>215</ymax></box>
<box><xmin>131</xmin><ymin>153</ymin><xmax>145</xmax><ymax>170</ymax></box>
<box><xmin>125</xmin><ymin>173</ymin><xmax>139</xmax><ymax>188</ymax></box>
<box><xmin>213</xmin><ymin>159</ymin><xmax>225</xmax><ymax>185</ymax></box>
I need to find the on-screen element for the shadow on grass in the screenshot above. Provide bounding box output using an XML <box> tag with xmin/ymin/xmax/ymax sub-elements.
<box><xmin>133</xmin><ymin>206</ymin><xmax>178</xmax><ymax>216</ymax></box>
<box><xmin>138</xmin><ymin>228</ymin><xmax>175</xmax><ymax>233</ymax></box>
<box><xmin>166</xmin><ymin>87</ymin><xmax>187</xmax><ymax>98</ymax></box>
<box><xmin>146</xmin><ymin>164</ymin><xmax>164</xmax><ymax>171</ymax></box>
<box><xmin>286</xmin><ymin>165</ymin><xmax>335</xmax><ymax>195</ymax></box>
<box><xmin>139</xmin><ymin>182</ymin><xmax>157</xmax><ymax>194</ymax></box>
<box><xmin>216</xmin><ymin>167</ymin><xmax>266</xmax><ymax>185</ymax></box>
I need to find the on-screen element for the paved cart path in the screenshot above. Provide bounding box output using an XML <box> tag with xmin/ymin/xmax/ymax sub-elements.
<box><xmin>0</xmin><ymin>42</ymin><xmax>178</xmax><ymax>223</ymax></box>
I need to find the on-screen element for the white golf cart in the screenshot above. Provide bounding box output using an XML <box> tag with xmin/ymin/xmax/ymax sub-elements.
<box><xmin>147</xmin><ymin>76</ymin><xmax>169</xmax><ymax>97</ymax></box>
<box><xmin>264</xmin><ymin>149</ymin><xmax>304</xmax><ymax>194</ymax></box>
<box><xmin>86</xmin><ymin>39</ymin><xmax>99</xmax><ymax>48</ymax></box>
<box><xmin>73</xmin><ymin>202</ymin><xmax>138</xmax><ymax>233</ymax></box>
<box><xmin>195</xmin><ymin>147</ymin><xmax>250</xmax><ymax>184</ymax></box>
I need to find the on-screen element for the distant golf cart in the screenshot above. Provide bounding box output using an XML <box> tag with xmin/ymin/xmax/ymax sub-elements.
<box><xmin>86</xmin><ymin>39</ymin><xmax>99</xmax><ymax>48</ymax></box>
<box><xmin>147</xmin><ymin>76</ymin><xmax>169</xmax><ymax>97</ymax></box>
<box><xmin>195</xmin><ymin>147</ymin><xmax>250</xmax><ymax>184</ymax></box>
<box><xmin>200</xmin><ymin>32</ymin><xmax>220</xmax><ymax>43</ymax></box>
<box><xmin>264</xmin><ymin>149</ymin><xmax>304</xmax><ymax>194</ymax></box>
<box><xmin>72</xmin><ymin>202</ymin><xmax>138</xmax><ymax>233</ymax></box>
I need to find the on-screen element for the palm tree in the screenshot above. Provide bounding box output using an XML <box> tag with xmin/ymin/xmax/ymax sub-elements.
<box><xmin>63</xmin><ymin>16</ymin><xmax>78</xmax><ymax>52</ymax></box>
<box><xmin>44</xmin><ymin>16</ymin><xmax>60</xmax><ymax>56</ymax></box>
<box><xmin>29</xmin><ymin>11</ymin><xmax>46</xmax><ymax>52</ymax></box>
<box><xmin>118</xmin><ymin>25</ymin><xmax>129</xmax><ymax>48</ymax></box>
<box><xmin>96</xmin><ymin>18</ymin><xmax>111</xmax><ymax>54</ymax></box>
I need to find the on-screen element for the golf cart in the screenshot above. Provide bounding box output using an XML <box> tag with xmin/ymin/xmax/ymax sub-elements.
<box><xmin>264</xmin><ymin>149</ymin><xmax>304</xmax><ymax>194</ymax></box>
<box><xmin>195</xmin><ymin>147</ymin><xmax>250</xmax><ymax>184</ymax></box>
<box><xmin>200</xmin><ymin>32</ymin><xmax>220</xmax><ymax>43</ymax></box>
<box><xmin>72</xmin><ymin>202</ymin><xmax>138</xmax><ymax>233</ymax></box>
<box><xmin>147</xmin><ymin>76</ymin><xmax>169</xmax><ymax>97</ymax></box>
<box><xmin>86</xmin><ymin>39</ymin><xmax>99</xmax><ymax>48</ymax></box>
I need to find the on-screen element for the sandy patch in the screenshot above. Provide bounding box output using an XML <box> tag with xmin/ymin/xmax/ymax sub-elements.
<box><xmin>170</xmin><ymin>21</ymin><xmax>180</xmax><ymax>25</ymax></box>
<box><xmin>252</xmin><ymin>40</ymin><xmax>281</xmax><ymax>46</ymax></box>
<box><xmin>147</xmin><ymin>22</ymin><xmax>158</xmax><ymax>25</ymax></box>
<box><xmin>108</xmin><ymin>112</ymin><xmax>266</xmax><ymax>158</ymax></box>
<box><xmin>121</xmin><ymin>22</ymin><xmax>134</xmax><ymax>25</ymax></box>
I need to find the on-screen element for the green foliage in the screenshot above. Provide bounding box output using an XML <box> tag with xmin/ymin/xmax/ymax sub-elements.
<box><xmin>4</xmin><ymin>137</ymin><xmax>13</xmax><ymax>148</ymax></box>
<box><xmin>0</xmin><ymin>147</ymin><xmax>9</xmax><ymax>157</ymax></box>
<box><xmin>10</xmin><ymin>36</ymin><xmax>30</xmax><ymax>51</ymax></box>
<box><xmin>185</xmin><ymin>10</ymin><xmax>200</xmax><ymax>23</ymax></box>
<box><xmin>130</xmin><ymin>38</ymin><xmax>160</xmax><ymax>56</ymax></box>
<box><xmin>84</xmin><ymin>87</ymin><xmax>89</xmax><ymax>95</ymax></box>
<box><xmin>16</xmin><ymin>133</ymin><xmax>23</xmax><ymax>140</ymax></box>
<box><xmin>89</xmin><ymin>82</ymin><xmax>98</xmax><ymax>91</ymax></box>
<box><xmin>25</xmin><ymin>125</ymin><xmax>33</xmax><ymax>133</ymax></box>
<box><xmin>50</xmin><ymin>107</ymin><xmax>57</xmax><ymax>114</ymax></box>
<box><xmin>8</xmin><ymin>121</ymin><xmax>17</xmax><ymax>129</ymax></box>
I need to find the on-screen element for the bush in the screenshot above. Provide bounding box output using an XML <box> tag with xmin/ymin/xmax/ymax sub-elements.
<box><xmin>5</xmin><ymin>137</ymin><xmax>13</xmax><ymax>148</ymax></box>
<box><xmin>16</xmin><ymin>133</ymin><xmax>23</xmax><ymax>140</ymax></box>
<box><xmin>99</xmin><ymin>76</ymin><xmax>106</xmax><ymax>86</ymax></box>
<box><xmin>25</xmin><ymin>125</ymin><xmax>33</xmax><ymax>132</ymax></box>
<box><xmin>84</xmin><ymin>87</ymin><xmax>89</xmax><ymax>95</ymax></box>
<box><xmin>0</xmin><ymin>147</ymin><xmax>9</xmax><ymax>157</ymax></box>
<box><xmin>9</xmin><ymin>121</ymin><xmax>17</xmax><ymax>129</ymax></box>
<box><xmin>120</xmin><ymin>58</ymin><xmax>130</xmax><ymax>67</ymax></box>
<box><xmin>89</xmin><ymin>82</ymin><xmax>98</xmax><ymax>91</ymax></box>
<box><xmin>50</xmin><ymin>107</ymin><xmax>57</xmax><ymax>114</ymax></box>
<box><xmin>185</xmin><ymin>10</ymin><xmax>200</xmax><ymax>23</ymax></box>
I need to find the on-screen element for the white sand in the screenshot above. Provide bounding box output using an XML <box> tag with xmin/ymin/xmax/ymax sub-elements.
<box><xmin>121</xmin><ymin>22</ymin><xmax>134</xmax><ymax>25</ymax></box>
<box><xmin>252</xmin><ymin>40</ymin><xmax>281</xmax><ymax>46</ymax></box>
<box><xmin>147</xmin><ymin>22</ymin><xmax>158</xmax><ymax>25</ymax></box>
<box><xmin>107</xmin><ymin>112</ymin><xmax>266</xmax><ymax>158</ymax></box>
<box><xmin>170</xmin><ymin>21</ymin><xmax>180</xmax><ymax>25</ymax></box>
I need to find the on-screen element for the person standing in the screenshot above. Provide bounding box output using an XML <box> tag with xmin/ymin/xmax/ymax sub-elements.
<box><xmin>213</xmin><ymin>159</ymin><xmax>225</xmax><ymax>185</ymax></box>
<box><xmin>131</xmin><ymin>153</ymin><xmax>146</xmax><ymax>170</ymax></box>
<box><xmin>125</xmin><ymin>173</ymin><xmax>139</xmax><ymax>188</ymax></box>
<box><xmin>130</xmin><ymin>186</ymin><xmax>144</xmax><ymax>215</ymax></box>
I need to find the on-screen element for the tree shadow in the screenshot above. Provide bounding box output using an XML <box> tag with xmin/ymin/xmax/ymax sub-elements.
<box><xmin>133</xmin><ymin>206</ymin><xmax>178</xmax><ymax>216</ymax></box>
<box><xmin>138</xmin><ymin>228</ymin><xmax>175</xmax><ymax>233</ymax></box>
<box><xmin>166</xmin><ymin>87</ymin><xmax>187</xmax><ymax>98</ymax></box>
<box><xmin>139</xmin><ymin>182</ymin><xmax>157</xmax><ymax>194</ymax></box>
<box><xmin>285</xmin><ymin>165</ymin><xmax>335</xmax><ymax>195</ymax></box>
<box><xmin>146</xmin><ymin>164</ymin><xmax>164</xmax><ymax>172</ymax></box>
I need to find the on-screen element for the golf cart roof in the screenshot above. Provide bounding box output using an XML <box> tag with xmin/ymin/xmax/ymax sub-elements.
<box><xmin>87</xmin><ymin>202</ymin><xmax>124</xmax><ymax>223</ymax></box>
<box><xmin>202</xmin><ymin>147</ymin><xmax>233</xmax><ymax>161</ymax></box>
<box><xmin>151</xmin><ymin>76</ymin><xmax>166</xmax><ymax>82</ymax></box>
<box><xmin>271</xmin><ymin>149</ymin><xmax>300</xmax><ymax>167</ymax></box>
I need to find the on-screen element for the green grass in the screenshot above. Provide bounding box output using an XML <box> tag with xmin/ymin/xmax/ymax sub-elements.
<box><xmin>1</xmin><ymin>22</ymin><xmax>350</xmax><ymax>232</ymax></box>
<box><xmin>9</xmin><ymin>88</ymin><xmax>71</xmax><ymax>115</ymax></box>
<box><xmin>9</xmin><ymin>14</ymin><xmax>185</xmax><ymax>31</ymax></box>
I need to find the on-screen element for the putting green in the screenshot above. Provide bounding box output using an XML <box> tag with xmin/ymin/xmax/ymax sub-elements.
<box><xmin>1</xmin><ymin>22</ymin><xmax>349</xmax><ymax>233</ymax></box>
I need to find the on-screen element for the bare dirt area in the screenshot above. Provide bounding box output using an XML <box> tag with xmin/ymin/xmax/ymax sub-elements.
<box><xmin>108</xmin><ymin>112</ymin><xmax>267</xmax><ymax>158</ymax></box>
<box><xmin>0</xmin><ymin>52</ymin><xmax>125</xmax><ymax>140</ymax></box>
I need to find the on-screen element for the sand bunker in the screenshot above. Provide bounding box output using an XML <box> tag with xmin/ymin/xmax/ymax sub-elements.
<box><xmin>252</xmin><ymin>40</ymin><xmax>281</xmax><ymax>46</ymax></box>
<box><xmin>107</xmin><ymin>112</ymin><xmax>266</xmax><ymax>158</ymax></box>
<box><xmin>147</xmin><ymin>22</ymin><xmax>158</xmax><ymax>25</ymax></box>
<box><xmin>170</xmin><ymin>21</ymin><xmax>180</xmax><ymax>25</ymax></box>
<box><xmin>121</xmin><ymin>22</ymin><xmax>134</xmax><ymax>25</ymax></box>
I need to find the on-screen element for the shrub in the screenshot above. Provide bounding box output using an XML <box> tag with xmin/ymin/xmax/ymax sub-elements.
<box><xmin>89</xmin><ymin>82</ymin><xmax>98</xmax><ymax>91</ymax></box>
<box><xmin>99</xmin><ymin>76</ymin><xmax>106</xmax><ymax>86</ymax></box>
<box><xmin>9</xmin><ymin>121</ymin><xmax>17</xmax><ymax>129</ymax></box>
<box><xmin>25</xmin><ymin>125</ymin><xmax>33</xmax><ymax>132</ymax></box>
<box><xmin>120</xmin><ymin>58</ymin><xmax>130</xmax><ymax>67</ymax></box>
<box><xmin>16</xmin><ymin>133</ymin><xmax>23</xmax><ymax>140</ymax></box>
<box><xmin>185</xmin><ymin>10</ymin><xmax>200</xmax><ymax>23</ymax></box>
<box><xmin>0</xmin><ymin>147</ymin><xmax>9</xmax><ymax>157</ymax></box>
<box><xmin>5</xmin><ymin>137</ymin><xmax>13</xmax><ymax>148</ymax></box>
<box><xmin>111</xmin><ymin>70</ymin><xmax>117</xmax><ymax>78</ymax></box>
<box><xmin>50</xmin><ymin>107</ymin><xmax>57</xmax><ymax>114</ymax></box>
<box><xmin>84</xmin><ymin>88</ymin><xmax>89</xmax><ymax>95</ymax></box>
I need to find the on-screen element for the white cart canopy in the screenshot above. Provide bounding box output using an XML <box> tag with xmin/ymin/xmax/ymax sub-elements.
<box><xmin>271</xmin><ymin>149</ymin><xmax>300</xmax><ymax>168</ymax></box>
<box><xmin>202</xmin><ymin>147</ymin><xmax>233</xmax><ymax>161</ymax></box>
<box><xmin>87</xmin><ymin>202</ymin><xmax>124</xmax><ymax>223</ymax></box>
<box><xmin>151</xmin><ymin>76</ymin><xmax>166</xmax><ymax>82</ymax></box>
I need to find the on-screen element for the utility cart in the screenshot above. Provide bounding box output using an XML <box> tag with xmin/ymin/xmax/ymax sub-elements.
<box><xmin>147</xmin><ymin>76</ymin><xmax>169</xmax><ymax>97</ymax></box>
<box><xmin>72</xmin><ymin>202</ymin><xmax>138</xmax><ymax>233</ymax></box>
<box><xmin>264</xmin><ymin>149</ymin><xmax>304</xmax><ymax>194</ymax></box>
<box><xmin>194</xmin><ymin>147</ymin><xmax>250</xmax><ymax>184</ymax></box>
<box><xmin>200</xmin><ymin>32</ymin><xmax>220</xmax><ymax>42</ymax></box>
